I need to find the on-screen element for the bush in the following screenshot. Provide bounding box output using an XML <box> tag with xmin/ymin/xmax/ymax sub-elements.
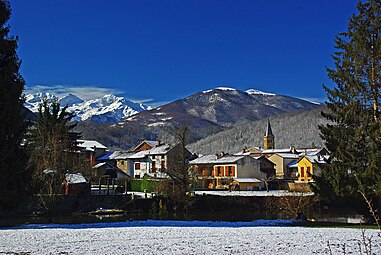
<box><xmin>129</xmin><ymin>178</ymin><xmax>161</xmax><ymax>192</ymax></box>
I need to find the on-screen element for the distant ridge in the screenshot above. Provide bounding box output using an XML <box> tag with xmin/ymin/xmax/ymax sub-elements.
<box><xmin>75</xmin><ymin>87</ymin><xmax>322</xmax><ymax>150</ymax></box>
<box><xmin>24</xmin><ymin>92</ymin><xmax>150</xmax><ymax>123</ymax></box>
<box><xmin>122</xmin><ymin>87</ymin><xmax>320</xmax><ymax>128</ymax></box>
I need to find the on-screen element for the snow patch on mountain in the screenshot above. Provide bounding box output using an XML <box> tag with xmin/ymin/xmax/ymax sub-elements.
<box><xmin>24</xmin><ymin>93</ymin><xmax>150</xmax><ymax>123</ymax></box>
<box><xmin>245</xmin><ymin>89</ymin><xmax>276</xmax><ymax>96</ymax></box>
<box><xmin>24</xmin><ymin>92</ymin><xmax>56</xmax><ymax>112</ymax></box>
<box><xmin>202</xmin><ymin>87</ymin><xmax>237</xmax><ymax>93</ymax></box>
<box><xmin>58</xmin><ymin>93</ymin><xmax>84</xmax><ymax>107</ymax></box>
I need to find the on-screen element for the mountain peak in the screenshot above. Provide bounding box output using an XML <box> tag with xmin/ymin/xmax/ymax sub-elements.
<box><xmin>58</xmin><ymin>93</ymin><xmax>84</xmax><ymax>107</ymax></box>
<box><xmin>245</xmin><ymin>89</ymin><xmax>275</xmax><ymax>96</ymax></box>
<box><xmin>202</xmin><ymin>87</ymin><xmax>237</xmax><ymax>93</ymax></box>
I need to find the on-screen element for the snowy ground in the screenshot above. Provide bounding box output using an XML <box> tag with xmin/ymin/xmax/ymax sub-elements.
<box><xmin>194</xmin><ymin>190</ymin><xmax>314</xmax><ymax>197</ymax></box>
<box><xmin>1</xmin><ymin>220</ymin><xmax>380</xmax><ymax>254</ymax></box>
<box><xmin>126</xmin><ymin>190</ymin><xmax>314</xmax><ymax>198</ymax></box>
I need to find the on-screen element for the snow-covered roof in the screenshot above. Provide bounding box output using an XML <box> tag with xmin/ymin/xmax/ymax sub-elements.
<box><xmin>287</xmin><ymin>160</ymin><xmax>298</xmax><ymax>168</ymax></box>
<box><xmin>77</xmin><ymin>140</ymin><xmax>107</xmax><ymax>150</ymax></box>
<box><xmin>273</xmin><ymin>153</ymin><xmax>300</xmax><ymax>159</ymax></box>
<box><xmin>114</xmin><ymin>151</ymin><xmax>136</xmax><ymax>160</ymax></box>
<box><xmin>128</xmin><ymin>144</ymin><xmax>172</xmax><ymax>159</ymax></box>
<box><xmin>148</xmin><ymin>144</ymin><xmax>171</xmax><ymax>155</ymax></box>
<box><xmin>262</xmin><ymin>148</ymin><xmax>293</xmax><ymax>154</ymax></box>
<box><xmin>65</xmin><ymin>173</ymin><xmax>87</xmax><ymax>184</ymax></box>
<box><xmin>234</xmin><ymin>152</ymin><xmax>251</xmax><ymax>156</ymax></box>
<box><xmin>300</xmin><ymin>155</ymin><xmax>329</xmax><ymax>164</ymax></box>
<box><xmin>190</xmin><ymin>155</ymin><xmax>244</xmax><ymax>164</ymax></box>
<box><xmin>233</xmin><ymin>178</ymin><xmax>262</xmax><ymax>183</ymax></box>
<box><xmin>92</xmin><ymin>162</ymin><xmax>106</xmax><ymax>169</ymax></box>
<box><xmin>97</xmin><ymin>151</ymin><xmax>124</xmax><ymax>161</ymax></box>
<box><xmin>127</xmin><ymin>150</ymin><xmax>151</xmax><ymax>159</ymax></box>
<box><xmin>297</xmin><ymin>148</ymin><xmax>327</xmax><ymax>156</ymax></box>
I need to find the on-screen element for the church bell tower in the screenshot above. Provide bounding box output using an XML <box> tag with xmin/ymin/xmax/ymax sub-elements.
<box><xmin>264</xmin><ymin>119</ymin><xmax>275</xmax><ymax>150</ymax></box>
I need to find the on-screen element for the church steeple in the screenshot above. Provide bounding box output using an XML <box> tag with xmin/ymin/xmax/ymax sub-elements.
<box><xmin>264</xmin><ymin>119</ymin><xmax>275</xmax><ymax>150</ymax></box>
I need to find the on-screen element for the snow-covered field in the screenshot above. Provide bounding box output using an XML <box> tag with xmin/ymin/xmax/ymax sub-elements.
<box><xmin>194</xmin><ymin>190</ymin><xmax>315</xmax><ymax>197</ymax></box>
<box><xmin>126</xmin><ymin>190</ymin><xmax>314</xmax><ymax>198</ymax></box>
<box><xmin>1</xmin><ymin>220</ymin><xmax>380</xmax><ymax>254</ymax></box>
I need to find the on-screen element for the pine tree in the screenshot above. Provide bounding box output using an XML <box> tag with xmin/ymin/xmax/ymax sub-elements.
<box><xmin>315</xmin><ymin>0</ymin><xmax>381</xmax><ymax>202</ymax></box>
<box><xmin>0</xmin><ymin>0</ymin><xmax>29</xmax><ymax>208</ymax></box>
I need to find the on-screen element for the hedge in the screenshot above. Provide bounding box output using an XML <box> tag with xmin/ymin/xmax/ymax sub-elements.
<box><xmin>129</xmin><ymin>179</ymin><xmax>163</xmax><ymax>192</ymax></box>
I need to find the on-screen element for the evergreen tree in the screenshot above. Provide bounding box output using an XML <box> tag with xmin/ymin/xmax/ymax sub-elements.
<box><xmin>0</xmin><ymin>0</ymin><xmax>29</xmax><ymax>208</ymax></box>
<box><xmin>315</xmin><ymin>0</ymin><xmax>381</xmax><ymax>201</ymax></box>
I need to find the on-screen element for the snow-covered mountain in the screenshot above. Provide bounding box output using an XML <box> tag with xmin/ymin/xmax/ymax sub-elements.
<box><xmin>123</xmin><ymin>87</ymin><xmax>320</xmax><ymax>128</ymax></box>
<box><xmin>24</xmin><ymin>93</ymin><xmax>150</xmax><ymax>123</ymax></box>
<box><xmin>58</xmin><ymin>93</ymin><xmax>84</xmax><ymax>107</ymax></box>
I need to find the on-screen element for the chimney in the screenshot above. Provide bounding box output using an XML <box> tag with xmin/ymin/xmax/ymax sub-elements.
<box><xmin>156</xmin><ymin>140</ymin><xmax>161</xmax><ymax>146</ymax></box>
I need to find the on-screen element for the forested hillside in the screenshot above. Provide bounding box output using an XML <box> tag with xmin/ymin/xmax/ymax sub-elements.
<box><xmin>187</xmin><ymin>106</ymin><xmax>329</xmax><ymax>155</ymax></box>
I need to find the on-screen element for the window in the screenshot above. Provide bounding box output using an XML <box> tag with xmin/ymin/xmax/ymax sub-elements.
<box><xmin>307</xmin><ymin>167</ymin><xmax>311</xmax><ymax>177</ymax></box>
<box><xmin>161</xmin><ymin>160</ymin><xmax>166</xmax><ymax>170</ymax></box>
<box><xmin>214</xmin><ymin>166</ymin><xmax>223</xmax><ymax>176</ymax></box>
<box><xmin>135</xmin><ymin>162</ymin><xmax>140</xmax><ymax>170</ymax></box>
<box><xmin>152</xmin><ymin>161</ymin><xmax>156</xmax><ymax>173</ymax></box>
<box><xmin>225</xmin><ymin>166</ymin><xmax>229</xmax><ymax>176</ymax></box>
<box><xmin>300</xmin><ymin>167</ymin><xmax>304</xmax><ymax>177</ymax></box>
<box><xmin>228</xmin><ymin>166</ymin><xmax>235</xmax><ymax>177</ymax></box>
<box><xmin>202</xmin><ymin>169</ymin><xmax>210</xmax><ymax>177</ymax></box>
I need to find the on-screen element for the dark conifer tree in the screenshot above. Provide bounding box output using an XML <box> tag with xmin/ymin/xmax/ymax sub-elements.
<box><xmin>315</xmin><ymin>0</ymin><xmax>381</xmax><ymax>202</ymax></box>
<box><xmin>0</xmin><ymin>0</ymin><xmax>29</xmax><ymax>208</ymax></box>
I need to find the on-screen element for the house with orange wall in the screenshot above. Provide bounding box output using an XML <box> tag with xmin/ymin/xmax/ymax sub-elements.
<box><xmin>189</xmin><ymin>153</ymin><xmax>267</xmax><ymax>189</ymax></box>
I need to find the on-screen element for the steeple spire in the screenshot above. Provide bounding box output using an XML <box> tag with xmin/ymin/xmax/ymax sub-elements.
<box><xmin>264</xmin><ymin>119</ymin><xmax>275</xmax><ymax>150</ymax></box>
<box><xmin>265</xmin><ymin>119</ymin><xmax>274</xmax><ymax>137</ymax></box>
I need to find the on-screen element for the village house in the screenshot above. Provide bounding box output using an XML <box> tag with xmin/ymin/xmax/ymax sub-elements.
<box><xmin>296</xmin><ymin>154</ymin><xmax>328</xmax><ymax>183</ymax></box>
<box><xmin>92</xmin><ymin>151</ymin><xmax>130</xmax><ymax>180</ymax></box>
<box><xmin>113</xmin><ymin>152</ymin><xmax>135</xmax><ymax>177</ymax></box>
<box><xmin>76</xmin><ymin>139</ymin><xmax>108</xmax><ymax>167</ymax></box>
<box><xmin>189</xmin><ymin>153</ymin><xmax>268</xmax><ymax>190</ymax></box>
<box><xmin>63</xmin><ymin>173</ymin><xmax>90</xmax><ymax>195</ymax></box>
<box><xmin>267</xmin><ymin>153</ymin><xmax>300</xmax><ymax>179</ymax></box>
<box><xmin>112</xmin><ymin>140</ymin><xmax>160</xmax><ymax>177</ymax></box>
<box><xmin>110</xmin><ymin>140</ymin><xmax>192</xmax><ymax>179</ymax></box>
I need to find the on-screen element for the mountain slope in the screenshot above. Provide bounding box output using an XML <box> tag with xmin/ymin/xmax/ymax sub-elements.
<box><xmin>76</xmin><ymin>87</ymin><xmax>322</xmax><ymax>150</ymax></box>
<box><xmin>124</xmin><ymin>87</ymin><xmax>319</xmax><ymax>128</ymax></box>
<box><xmin>187</xmin><ymin>106</ymin><xmax>329</xmax><ymax>155</ymax></box>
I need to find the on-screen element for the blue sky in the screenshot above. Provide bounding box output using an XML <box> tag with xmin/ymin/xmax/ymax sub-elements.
<box><xmin>9</xmin><ymin>0</ymin><xmax>357</xmax><ymax>104</ymax></box>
